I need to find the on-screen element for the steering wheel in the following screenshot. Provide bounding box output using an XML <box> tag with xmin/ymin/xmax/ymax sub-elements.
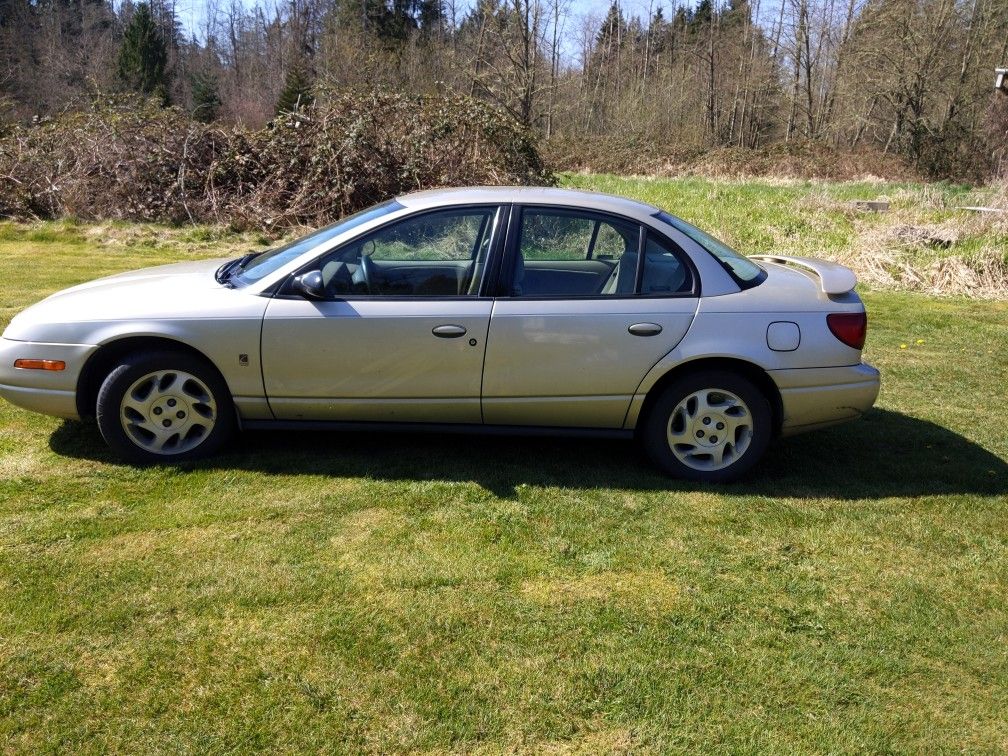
<box><xmin>358</xmin><ymin>253</ymin><xmax>375</xmax><ymax>294</ymax></box>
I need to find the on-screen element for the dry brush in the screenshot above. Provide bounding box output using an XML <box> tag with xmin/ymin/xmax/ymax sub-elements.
<box><xmin>0</xmin><ymin>93</ymin><xmax>552</xmax><ymax>230</ymax></box>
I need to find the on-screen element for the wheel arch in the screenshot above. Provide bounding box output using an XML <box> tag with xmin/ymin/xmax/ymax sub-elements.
<box><xmin>76</xmin><ymin>336</ymin><xmax>228</xmax><ymax>419</ymax></box>
<box><xmin>633</xmin><ymin>356</ymin><xmax>783</xmax><ymax>436</ymax></box>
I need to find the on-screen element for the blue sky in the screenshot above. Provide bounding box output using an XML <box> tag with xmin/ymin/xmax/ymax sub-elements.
<box><xmin>173</xmin><ymin>0</ymin><xmax>667</xmax><ymax>42</ymax></box>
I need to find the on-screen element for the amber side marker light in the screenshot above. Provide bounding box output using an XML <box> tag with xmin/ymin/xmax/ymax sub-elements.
<box><xmin>14</xmin><ymin>359</ymin><xmax>66</xmax><ymax>371</ymax></box>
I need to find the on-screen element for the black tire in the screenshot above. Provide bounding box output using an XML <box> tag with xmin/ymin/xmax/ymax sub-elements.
<box><xmin>640</xmin><ymin>369</ymin><xmax>772</xmax><ymax>483</ymax></box>
<box><xmin>95</xmin><ymin>350</ymin><xmax>236</xmax><ymax>464</ymax></box>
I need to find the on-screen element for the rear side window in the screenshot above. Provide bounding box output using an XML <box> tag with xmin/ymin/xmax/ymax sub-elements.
<box><xmin>593</xmin><ymin>222</ymin><xmax>630</xmax><ymax>259</ymax></box>
<box><xmin>518</xmin><ymin>210</ymin><xmax>634</xmax><ymax>263</ymax></box>
<box><xmin>511</xmin><ymin>209</ymin><xmax>639</xmax><ymax>297</ymax></box>
<box><xmin>506</xmin><ymin>207</ymin><xmax>696</xmax><ymax>298</ymax></box>
<box><xmin>641</xmin><ymin>233</ymin><xmax>692</xmax><ymax>295</ymax></box>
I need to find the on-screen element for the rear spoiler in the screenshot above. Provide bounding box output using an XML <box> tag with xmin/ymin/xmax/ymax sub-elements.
<box><xmin>750</xmin><ymin>255</ymin><xmax>857</xmax><ymax>295</ymax></box>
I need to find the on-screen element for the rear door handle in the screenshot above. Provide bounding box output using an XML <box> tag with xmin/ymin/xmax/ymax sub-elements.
<box><xmin>432</xmin><ymin>324</ymin><xmax>467</xmax><ymax>338</ymax></box>
<box><xmin>628</xmin><ymin>322</ymin><xmax>663</xmax><ymax>337</ymax></box>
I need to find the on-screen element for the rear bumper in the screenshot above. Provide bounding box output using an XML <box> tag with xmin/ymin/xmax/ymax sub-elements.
<box><xmin>0</xmin><ymin>337</ymin><xmax>97</xmax><ymax>420</ymax></box>
<box><xmin>770</xmin><ymin>363</ymin><xmax>880</xmax><ymax>435</ymax></box>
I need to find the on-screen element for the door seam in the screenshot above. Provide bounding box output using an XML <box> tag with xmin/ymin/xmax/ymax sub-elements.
<box><xmin>479</xmin><ymin>299</ymin><xmax>496</xmax><ymax>424</ymax></box>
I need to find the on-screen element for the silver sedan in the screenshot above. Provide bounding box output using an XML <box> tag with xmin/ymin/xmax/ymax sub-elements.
<box><xmin>0</xmin><ymin>187</ymin><xmax>880</xmax><ymax>481</ymax></box>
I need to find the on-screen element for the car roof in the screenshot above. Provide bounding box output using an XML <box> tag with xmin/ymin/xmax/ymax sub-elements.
<box><xmin>396</xmin><ymin>186</ymin><xmax>662</xmax><ymax>221</ymax></box>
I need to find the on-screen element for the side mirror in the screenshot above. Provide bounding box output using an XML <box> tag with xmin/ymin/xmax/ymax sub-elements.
<box><xmin>292</xmin><ymin>270</ymin><xmax>326</xmax><ymax>300</ymax></box>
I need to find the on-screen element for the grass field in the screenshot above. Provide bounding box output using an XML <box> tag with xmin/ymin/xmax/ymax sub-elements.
<box><xmin>1</xmin><ymin>177</ymin><xmax>1007</xmax><ymax>752</ymax></box>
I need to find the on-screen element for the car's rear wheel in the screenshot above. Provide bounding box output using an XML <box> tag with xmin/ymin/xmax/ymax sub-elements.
<box><xmin>641</xmin><ymin>369</ymin><xmax>771</xmax><ymax>482</ymax></box>
<box><xmin>96</xmin><ymin>350</ymin><xmax>235</xmax><ymax>464</ymax></box>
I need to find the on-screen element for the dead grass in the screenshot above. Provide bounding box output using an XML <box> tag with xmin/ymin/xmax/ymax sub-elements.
<box><xmin>521</xmin><ymin>571</ymin><xmax>681</xmax><ymax>609</ymax></box>
<box><xmin>795</xmin><ymin>181</ymin><xmax>1008</xmax><ymax>299</ymax></box>
<box><xmin>841</xmin><ymin>204</ymin><xmax>1008</xmax><ymax>299</ymax></box>
<box><xmin>547</xmin><ymin>137</ymin><xmax>920</xmax><ymax>182</ymax></box>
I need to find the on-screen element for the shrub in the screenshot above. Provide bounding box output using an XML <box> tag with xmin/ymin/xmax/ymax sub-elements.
<box><xmin>0</xmin><ymin>92</ymin><xmax>553</xmax><ymax>229</ymax></box>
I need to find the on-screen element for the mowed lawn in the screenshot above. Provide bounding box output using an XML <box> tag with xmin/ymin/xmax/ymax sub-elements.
<box><xmin>1</xmin><ymin>196</ymin><xmax>1007</xmax><ymax>752</ymax></box>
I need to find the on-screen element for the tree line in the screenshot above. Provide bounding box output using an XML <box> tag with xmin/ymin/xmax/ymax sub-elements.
<box><xmin>1</xmin><ymin>0</ymin><xmax>1006</xmax><ymax>179</ymax></box>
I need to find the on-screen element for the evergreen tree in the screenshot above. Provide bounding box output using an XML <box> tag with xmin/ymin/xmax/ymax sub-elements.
<box><xmin>722</xmin><ymin>0</ymin><xmax>751</xmax><ymax>28</ymax></box>
<box><xmin>415</xmin><ymin>0</ymin><xmax>442</xmax><ymax>32</ymax></box>
<box><xmin>672</xmin><ymin>5</ymin><xmax>690</xmax><ymax>31</ymax></box>
<box><xmin>328</xmin><ymin>0</ymin><xmax>424</xmax><ymax>42</ymax></box>
<box><xmin>647</xmin><ymin>6</ymin><xmax>670</xmax><ymax>58</ymax></box>
<box><xmin>275</xmin><ymin>63</ymin><xmax>314</xmax><ymax>115</ymax></box>
<box><xmin>595</xmin><ymin>2</ymin><xmax>627</xmax><ymax>49</ymax></box>
<box><xmin>457</xmin><ymin>0</ymin><xmax>502</xmax><ymax>38</ymax></box>
<box><xmin>116</xmin><ymin>2</ymin><xmax>169</xmax><ymax>103</ymax></box>
<box><xmin>689</xmin><ymin>0</ymin><xmax>714</xmax><ymax>32</ymax></box>
<box><xmin>190</xmin><ymin>70</ymin><xmax>221</xmax><ymax>123</ymax></box>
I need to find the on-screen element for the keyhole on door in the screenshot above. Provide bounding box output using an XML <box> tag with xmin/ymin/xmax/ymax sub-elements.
<box><xmin>468</xmin><ymin>338</ymin><xmax>477</xmax><ymax>346</ymax></box>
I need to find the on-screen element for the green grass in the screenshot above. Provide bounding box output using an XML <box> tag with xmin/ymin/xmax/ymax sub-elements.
<box><xmin>560</xmin><ymin>173</ymin><xmax>981</xmax><ymax>252</ymax></box>
<box><xmin>1</xmin><ymin>188</ymin><xmax>1008</xmax><ymax>752</ymax></box>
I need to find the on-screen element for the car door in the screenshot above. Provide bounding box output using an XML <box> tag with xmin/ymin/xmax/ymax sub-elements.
<box><xmin>481</xmin><ymin>206</ymin><xmax>699</xmax><ymax>428</ymax></box>
<box><xmin>261</xmin><ymin>205</ymin><xmax>503</xmax><ymax>423</ymax></box>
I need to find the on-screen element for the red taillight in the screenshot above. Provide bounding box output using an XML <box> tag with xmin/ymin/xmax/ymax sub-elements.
<box><xmin>827</xmin><ymin>312</ymin><xmax>867</xmax><ymax>350</ymax></box>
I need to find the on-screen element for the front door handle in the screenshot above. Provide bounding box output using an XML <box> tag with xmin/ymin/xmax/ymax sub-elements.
<box><xmin>432</xmin><ymin>324</ymin><xmax>467</xmax><ymax>338</ymax></box>
<box><xmin>628</xmin><ymin>322</ymin><xmax>663</xmax><ymax>337</ymax></box>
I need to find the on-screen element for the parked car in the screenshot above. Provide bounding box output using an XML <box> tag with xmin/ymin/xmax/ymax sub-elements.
<box><xmin>0</xmin><ymin>187</ymin><xmax>879</xmax><ymax>481</ymax></box>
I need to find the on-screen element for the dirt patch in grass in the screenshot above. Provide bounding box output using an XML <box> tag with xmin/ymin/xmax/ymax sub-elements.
<box><xmin>521</xmin><ymin>570</ymin><xmax>680</xmax><ymax>610</ymax></box>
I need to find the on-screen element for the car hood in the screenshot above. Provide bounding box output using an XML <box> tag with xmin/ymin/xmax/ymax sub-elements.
<box><xmin>41</xmin><ymin>258</ymin><xmax>227</xmax><ymax>302</ymax></box>
<box><xmin>3</xmin><ymin>258</ymin><xmax>266</xmax><ymax>343</ymax></box>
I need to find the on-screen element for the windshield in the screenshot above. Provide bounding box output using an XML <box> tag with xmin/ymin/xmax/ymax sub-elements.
<box><xmin>654</xmin><ymin>210</ymin><xmax>765</xmax><ymax>287</ymax></box>
<box><xmin>229</xmin><ymin>200</ymin><xmax>404</xmax><ymax>287</ymax></box>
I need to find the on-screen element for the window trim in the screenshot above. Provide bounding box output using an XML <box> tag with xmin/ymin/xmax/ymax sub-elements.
<box><xmin>495</xmin><ymin>204</ymin><xmax>700</xmax><ymax>300</ymax></box>
<box><xmin>637</xmin><ymin>228</ymin><xmax>702</xmax><ymax>298</ymax></box>
<box><xmin>277</xmin><ymin>203</ymin><xmax>507</xmax><ymax>301</ymax></box>
<box><xmin>634</xmin><ymin>224</ymin><xmax>647</xmax><ymax>294</ymax></box>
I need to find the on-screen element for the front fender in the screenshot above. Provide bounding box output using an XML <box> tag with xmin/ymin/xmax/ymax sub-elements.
<box><xmin>70</xmin><ymin>319</ymin><xmax>271</xmax><ymax>422</ymax></box>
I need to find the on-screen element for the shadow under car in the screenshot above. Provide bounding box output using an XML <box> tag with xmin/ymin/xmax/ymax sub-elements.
<box><xmin>48</xmin><ymin>408</ymin><xmax>1008</xmax><ymax>501</ymax></box>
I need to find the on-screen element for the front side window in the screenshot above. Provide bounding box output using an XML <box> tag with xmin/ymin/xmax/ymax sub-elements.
<box><xmin>313</xmin><ymin>207</ymin><xmax>497</xmax><ymax>297</ymax></box>
<box><xmin>230</xmin><ymin>200</ymin><xmax>403</xmax><ymax>287</ymax></box>
<box><xmin>511</xmin><ymin>209</ymin><xmax>639</xmax><ymax>297</ymax></box>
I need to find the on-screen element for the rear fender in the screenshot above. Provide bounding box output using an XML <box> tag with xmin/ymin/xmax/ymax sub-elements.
<box><xmin>623</xmin><ymin>307</ymin><xmax>862</xmax><ymax>429</ymax></box>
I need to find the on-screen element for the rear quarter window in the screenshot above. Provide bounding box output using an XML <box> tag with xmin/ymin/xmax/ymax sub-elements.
<box><xmin>653</xmin><ymin>210</ymin><xmax>765</xmax><ymax>289</ymax></box>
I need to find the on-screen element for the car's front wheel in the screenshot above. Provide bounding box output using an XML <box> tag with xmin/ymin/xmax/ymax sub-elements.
<box><xmin>96</xmin><ymin>350</ymin><xmax>235</xmax><ymax>464</ymax></box>
<box><xmin>641</xmin><ymin>369</ymin><xmax>772</xmax><ymax>482</ymax></box>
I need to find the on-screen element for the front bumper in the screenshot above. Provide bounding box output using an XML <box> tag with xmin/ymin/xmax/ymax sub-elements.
<box><xmin>771</xmin><ymin>363</ymin><xmax>880</xmax><ymax>435</ymax></box>
<box><xmin>0</xmin><ymin>337</ymin><xmax>97</xmax><ymax>420</ymax></box>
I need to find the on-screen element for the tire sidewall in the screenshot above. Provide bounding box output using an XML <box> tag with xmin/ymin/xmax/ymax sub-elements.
<box><xmin>642</xmin><ymin>369</ymin><xmax>772</xmax><ymax>483</ymax></box>
<box><xmin>96</xmin><ymin>350</ymin><xmax>235</xmax><ymax>464</ymax></box>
